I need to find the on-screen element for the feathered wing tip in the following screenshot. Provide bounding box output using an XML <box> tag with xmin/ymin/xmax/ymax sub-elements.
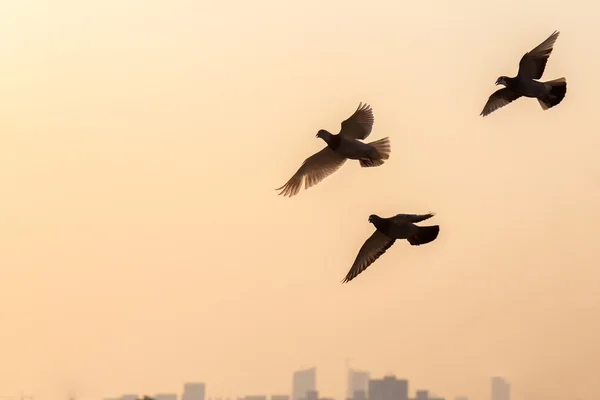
<box><xmin>356</xmin><ymin>101</ymin><xmax>373</xmax><ymax>116</ymax></box>
<box><xmin>275</xmin><ymin>174</ymin><xmax>303</xmax><ymax>197</ymax></box>
<box><xmin>359</xmin><ymin>137</ymin><xmax>391</xmax><ymax>168</ymax></box>
<box><xmin>407</xmin><ymin>225</ymin><xmax>440</xmax><ymax>246</ymax></box>
<box><xmin>538</xmin><ymin>77</ymin><xmax>567</xmax><ymax>110</ymax></box>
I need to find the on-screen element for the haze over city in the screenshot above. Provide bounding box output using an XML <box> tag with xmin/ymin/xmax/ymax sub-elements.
<box><xmin>1</xmin><ymin>1</ymin><xmax>599</xmax><ymax>400</ymax></box>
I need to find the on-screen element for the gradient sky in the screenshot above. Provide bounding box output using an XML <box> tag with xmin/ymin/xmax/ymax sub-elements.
<box><xmin>1</xmin><ymin>1</ymin><xmax>599</xmax><ymax>400</ymax></box>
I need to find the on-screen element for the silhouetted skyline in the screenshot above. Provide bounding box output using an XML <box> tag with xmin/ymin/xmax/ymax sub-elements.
<box><xmin>102</xmin><ymin>370</ymin><xmax>511</xmax><ymax>400</ymax></box>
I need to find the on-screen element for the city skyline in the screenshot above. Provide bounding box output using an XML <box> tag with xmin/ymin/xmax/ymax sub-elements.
<box><xmin>102</xmin><ymin>370</ymin><xmax>512</xmax><ymax>400</ymax></box>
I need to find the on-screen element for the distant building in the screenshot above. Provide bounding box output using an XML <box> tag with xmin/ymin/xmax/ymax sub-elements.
<box><xmin>306</xmin><ymin>391</ymin><xmax>318</xmax><ymax>400</ymax></box>
<box><xmin>347</xmin><ymin>369</ymin><xmax>370</xmax><ymax>399</ymax></box>
<box><xmin>368</xmin><ymin>375</ymin><xmax>409</xmax><ymax>400</ymax></box>
<box><xmin>121</xmin><ymin>395</ymin><xmax>139</xmax><ymax>400</ymax></box>
<box><xmin>416</xmin><ymin>391</ymin><xmax>429</xmax><ymax>400</ymax></box>
<box><xmin>244</xmin><ymin>396</ymin><xmax>267</xmax><ymax>400</ymax></box>
<box><xmin>491</xmin><ymin>377</ymin><xmax>510</xmax><ymax>400</ymax></box>
<box><xmin>292</xmin><ymin>367</ymin><xmax>317</xmax><ymax>400</ymax></box>
<box><xmin>352</xmin><ymin>390</ymin><xmax>366</xmax><ymax>400</ymax></box>
<box><xmin>154</xmin><ymin>394</ymin><xmax>177</xmax><ymax>400</ymax></box>
<box><xmin>182</xmin><ymin>383</ymin><xmax>206</xmax><ymax>400</ymax></box>
<box><xmin>455</xmin><ymin>396</ymin><xmax>468</xmax><ymax>400</ymax></box>
<box><xmin>407</xmin><ymin>390</ymin><xmax>444</xmax><ymax>400</ymax></box>
<box><xmin>271</xmin><ymin>395</ymin><xmax>289</xmax><ymax>400</ymax></box>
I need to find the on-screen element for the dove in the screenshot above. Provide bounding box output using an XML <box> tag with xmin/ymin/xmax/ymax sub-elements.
<box><xmin>342</xmin><ymin>213</ymin><xmax>440</xmax><ymax>283</ymax></box>
<box><xmin>276</xmin><ymin>103</ymin><xmax>391</xmax><ymax>197</ymax></box>
<box><xmin>481</xmin><ymin>30</ymin><xmax>567</xmax><ymax>117</ymax></box>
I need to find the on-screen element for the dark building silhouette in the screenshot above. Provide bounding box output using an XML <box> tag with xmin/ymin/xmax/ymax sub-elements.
<box><xmin>292</xmin><ymin>368</ymin><xmax>317</xmax><ymax>400</ymax></box>
<box><xmin>368</xmin><ymin>375</ymin><xmax>409</xmax><ymax>400</ymax></box>
<box><xmin>491</xmin><ymin>377</ymin><xmax>510</xmax><ymax>400</ymax></box>
<box><xmin>182</xmin><ymin>383</ymin><xmax>206</xmax><ymax>400</ymax></box>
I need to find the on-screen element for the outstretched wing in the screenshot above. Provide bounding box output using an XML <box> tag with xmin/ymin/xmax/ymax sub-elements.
<box><xmin>518</xmin><ymin>30</ymin><xmax>560</xmax><ymax>80</ymax></box>
<box><xmin>339</xmin><ymin>102</ymin><xmax>375</xmax><ymax>140</ymax></box>
<box><xmin>342</xmin><ymin>230</ymin><xmax>396</xmax><ymax>283</ymax></box>
<box><xmin>480</xmin><ymin>88</ymin><xmax>522</xmax><ymax>117</ymax></box>
<box><xmin>276</xmin><ymin>147</ymin><xmax>347</xmax><ymax>197</ymax></box>
<box><xmin>392</xmin><ymin>212</ymin><xmax>435</xmax><ymax>224</ymax></box>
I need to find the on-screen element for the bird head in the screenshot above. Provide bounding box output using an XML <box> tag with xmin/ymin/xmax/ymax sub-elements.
<box><xmin>495</xmin><ymin>76</ymin><xmax>508</xmax><ymax>86</ymax></box>
<box><xmin>368</xmin><ymin>214</ymin><xmax>379</xmax><ymax>224</ymax></box>
<box><xmin>316</xmin><ymin>129</ymin><xmax>331</xmax><ymax>141</ymax></box>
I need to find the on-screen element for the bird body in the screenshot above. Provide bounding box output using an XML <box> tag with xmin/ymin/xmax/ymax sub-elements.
<box><xmin>341</xmin><ymin>213</ymin><xmax>440</xmax><ymax>283</ymax></box>
<box><xmin>499</xmin><ymin>76</ymin><xmax>546</xmax><ymax>98</ymax></box>
<box><xmin>481</xmin><ymin>30</ymin><xmax>567</xmax><ymax>117</ymax></box>
<box><xmin>276</xmin><ymin>103</ymin><xmax>391</xmax><ymax>197</ymax></box>
<box><xmin>318</xmin><ymin>130</ymin><xmax>386</xmax><ymax>164</ymax></box>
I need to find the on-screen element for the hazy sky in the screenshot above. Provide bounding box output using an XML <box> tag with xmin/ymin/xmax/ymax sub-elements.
<box><xmin>1</xmin><ymin>1</ymin><xmax>599</xmax><ymax>400</ymax></box>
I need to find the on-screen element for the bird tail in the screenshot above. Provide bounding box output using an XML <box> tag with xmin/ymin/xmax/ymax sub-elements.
<box><xmin>360</xmin><ymin>137</ymin><xmax>391</xmax><ymax>168</ymax></box>
<box><xmin>538</xmin><ymin>77</ymin><xmax>567</xmax><ymax>110</ymax></box>
<box><xmin>407</xmin><ymin>225</ymin><xmax>439</xmax><ymax>246</ymax></box>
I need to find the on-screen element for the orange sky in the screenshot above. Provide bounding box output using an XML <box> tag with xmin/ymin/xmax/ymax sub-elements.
<box><xmin>1</xmin><ymin>1</ymin><xmax>599</xmax><ymax>400</ymax></box>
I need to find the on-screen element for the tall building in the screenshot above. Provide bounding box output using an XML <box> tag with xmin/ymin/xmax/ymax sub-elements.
<box><xmin>182</xmin><ymin>383</ymin><xmax>206</xmax><ymax>400</ymax></box>
<box><xmin>292</xmin><ymin>368</ymin><xmax>317</xmax><ymax>400</ymax></box>
<box><xmin>368</xmin><ymin>375</ymin><xmax>409</xmax><ymax>400</ymax></box>
<box><xmin>347</xmin><ymin>369</ymin><xmax>370</xmax><ymax>399</ymax></box>
<box><xmin>305</xmin><ymin>391</ymin><xmax>318</xmax><ymax>400</ymax></box>
<box><xmin>491</xmin><ymin>377</ymin><xmax>510</xmax><ymax>400</ymax></box>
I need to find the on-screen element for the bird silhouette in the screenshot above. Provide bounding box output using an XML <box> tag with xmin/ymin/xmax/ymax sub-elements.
<box><xmin>342</xmin><ymin>213</ymin><xmax>440</xmax><ymax>283</ymax></box>
<box><xmin>481</xmin><ymin>30</ymin><xmax>567</xmax><ymax>117</ymax></box>
<box><xmin>276</xmin><ymin>103</ymin><xmax>391</xmax><ymax>197</ymax></box>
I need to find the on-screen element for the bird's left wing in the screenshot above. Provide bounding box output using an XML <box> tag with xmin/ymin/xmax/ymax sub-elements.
<box><xmin>480</xmin><ymin>88</ymin><xmax>522</xmax><ymax>117</ymax></box>
<box><xmin>276</xmin><ymin>147</ymin><xmax>347</xmax><ymax>197</ymax></box>
<box><xmin>342</xmin><ymin>230</ymin><xmax>395</xmax><ymax>283</ymax></box>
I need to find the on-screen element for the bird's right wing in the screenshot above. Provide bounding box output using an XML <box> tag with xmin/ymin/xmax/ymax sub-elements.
<box><xmin>517</xmin><ymin>30</ymin><xmax>560</xmax><ymax>81</ymax></box>
<box><xmin>276</xmin><ymin>147</ymin><xmax>347</xmax><ymax>197</ymax></box>
<box><xmin>342</xmin><ymin>230</ymin><xmax>396</xmax><ymax>283</ymax></box>
<box><xmin>480</xmin><ymin>88</ymin><xmax>522</xmax><ymax>117</ymax></box>
<box><xmin>392</xmin><ymin>212</ymin><xmax>435</xmax><ymax>224</ymax></box>
<box><xmin>339</xmin><ymin>102</ymin><xmax>375</xmax><ymax>140</ymax></box>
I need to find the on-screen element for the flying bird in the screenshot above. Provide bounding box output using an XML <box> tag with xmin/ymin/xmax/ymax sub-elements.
<box><xmin>481</xmin><ymin>30</ymin><xmax>567</xmax><ymax>117</ymax></box>
<box><xmin>342</xmin><ymin>213</ymin><xmax>440</xmax><ymax>283</ymax></box>
<box><xmin>276</xmin><ymin>103</ymin><xmax>391</xmax><ymax>197</ymax></box>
